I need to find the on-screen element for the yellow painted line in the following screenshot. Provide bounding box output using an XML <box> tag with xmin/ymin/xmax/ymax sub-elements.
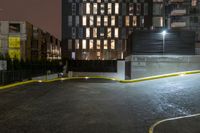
<box><xmin>0</xmin><ymin>80</ymin><xmax>38</xmax><ymax>90</ymax></box>
<box><xmin>44</xmin><ymin>76</ymin><xmax>119</xmax><ymax>83</ymax></box>
<box><xmin>0</xmin><ymin>70</ymin><xmax>200</xmax><ymax>90</ymax></box>
<box><xmin>149</xmin><ymin>113</ymin><xmax>200</xmax><ymax>133</ymax></box>
<box><xmin>120</xmin><ymin>70</ymin><xmax>200</xmax><ymax>83</ymax></box>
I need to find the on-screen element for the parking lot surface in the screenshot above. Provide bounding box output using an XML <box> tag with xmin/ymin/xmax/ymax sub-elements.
<box><xmin>0</xmin><ymin>75</ymin><xmax>200</xmax><ymax>133</ymax></box>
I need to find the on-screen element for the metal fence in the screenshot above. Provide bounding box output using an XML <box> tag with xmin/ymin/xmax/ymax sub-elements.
<box><xmin>0</xmin><ymin>69</ymin><xmax>61</xmax><ymax>85</ymax></box>
<box><xmin>68</xmin><ymin>60</ymin><xmax>117</xmax><ymax>72</ymax></box>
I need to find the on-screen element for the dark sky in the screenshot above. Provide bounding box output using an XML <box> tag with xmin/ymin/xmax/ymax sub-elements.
<box><xmin>0</xmin><ymin>0</ymin><xmax>61</xmax><ymax>39</ymax></box>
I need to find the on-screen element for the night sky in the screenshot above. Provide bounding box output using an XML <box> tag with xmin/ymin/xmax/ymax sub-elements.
<box><xmin>0</xmin><ymin>0</ymin><xmax>61</xmax><ymax>39</ymax></box>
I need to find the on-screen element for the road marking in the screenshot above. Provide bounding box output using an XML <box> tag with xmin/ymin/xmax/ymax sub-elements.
<box><xmin>149</xmin><ymin>113</ymin><xmax>200</xmax><ymax>133</ymax></box>
<box><xmin>0</xmin><ymin>70</ymin><xmax>200</xmax><ymax>90</ymax></box>
<box><xmin>0</xmin><ymin>80</ymin><xmax>38</xmax><ymax>90</ymax></box>
<box><xmin>120</xmin><ymin>70</ymin><xmax>200</xmax><ymax>83</ymax></box>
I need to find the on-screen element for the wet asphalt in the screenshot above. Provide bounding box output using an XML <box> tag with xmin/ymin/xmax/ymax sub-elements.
<box><xmin>0</xmin><ymin>74</ymin><xmax>200</xmax><ymax>133</ymax></box>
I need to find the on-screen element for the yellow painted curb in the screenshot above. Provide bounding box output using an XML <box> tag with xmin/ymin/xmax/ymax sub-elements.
<box><xmin>0</xmin><ymin>70</ymin><xmax>200</xmax><ymax>90</ymax></box>
<box><xmin>0</xmin><ymin>80</ymin><xmax>38</xmax><ymax>90</ymax></box>
<box><xmin>44</xmin><ymin>76</ymin><xmax>119</xmax><ymax>83</ymax></box>
<box><xmin>149</xmin><ymin>113</ymin><xmax>200</xmax><ymax>133</ymax></box>
<box><xmin>120</xmin><ymin>70</ymin><xmax>200</xmax><ymax>83</ymax></box>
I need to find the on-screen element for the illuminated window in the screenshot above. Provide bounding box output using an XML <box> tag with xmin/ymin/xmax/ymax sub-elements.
<box><xmin>75</xmin><ymin>40</ymin><xmax>79</xmax><ymax>49</ymax></box>
<box><xmin>115</xmin><ymin>28</ymin><xmax>119</xmax><ymax>38</ymax></box>
<box><xmin>104</xmin><ymin>40</ymin><xmax>108</xmax><ymax>50</ymax></box>
<box><xmin>100</xmin><ymin>28</ymin><xmax>104</xmax><ymax>37</ymax></box>
<box><xmin>111</xmin><ymin>16</ymin><xmax>115</xmax><ymax>26</ymax></box>
<box><xmin>104</xmin><ymin>16</ymin><xmax>108</xmax><ymax>26</ymax></box>
<box><xmin>100</xmin><ymin>4</ymin><xmax>105</xmax><ymax>14</ymax></box>
<box><xmin>153</xmin><ymin>17</ymin><xmax>163</xmax><ymax>27</ymax></box>
<box><xmin>82</xmin><ymin>40</ymin><xmax>87</xmax><ymax>49</ymax></box>
<box><xmin>97</xmin><ymin>40</ymin><xmax>101</xmax><ymax>49</ymax></box>
<box><xmin>93</xmin><ymin>28</ymin><xmax>97</xmax><ymax>38</ymax></box>
<box><xmin>86</xmin><ymin>28</ymin><xmax>90</xmax><ymax>38</ymax></box>
<box><xmin>129</xmin><ymin>3</ymin><xmax>134</xmax><ymax>15</ymax></box>
<box><xmin>89</xmin><ymin>40</ymin><xmax>94</xmax><ymax>49</ymax></box>
<box><xmin>115</xmin><ymin>3</ymin><xmax>119</xmax><ymax>14</ymax></box>
<box><xmin>111</xmin><ymin>40</ymin><xmax>115</xmax><ymax>50</ymax></box>
<box><xmin>108</xmin><ymin>3</ymin><xmax>112</xmax><ymax>14</ymax></box>
<box><xmin>82</xmin><ymin>16</ymin><xmax>87</xmax><ymax>26</ymax></box>
<box><xmin>93</xmin><ymin>3</ymin><xmax>98</xmax><ymax>14</ymax></box>
<box><xmin>133</xmin><ymin>16</ymin><xmax>137</xmax><ymax>26</ymax></box>
<box><xmin>192</xmin><ymin>0</ymin><xmax>197</xmax><ymax>6</ymax></box>
<box><xmin>126</xmin><ymin>16</ymin><xmax>130</xmax><ymax>26</ymax></box>
<box><xmin>97</xmin><ymin>16</ymin><xmax>101</xmax><ymax>26</ymax></box>
<box><xmin>90</xmin><ymin>16</ymin><xmax>94</xmax><ymax>26</ymax></box>
<box><xmin>86</xmin><ymin>3</ymin><xmax>90</xmax><ymax>14</ymax></box>
<box><xmin>107</xmin><ymin>28</ymin><xmax>112</xmax><ymax>38</ymax></box>
<box><xmin>97</xmin><ymin>52</ymin><xmax>101</xmax><ymax>57</ymax></box>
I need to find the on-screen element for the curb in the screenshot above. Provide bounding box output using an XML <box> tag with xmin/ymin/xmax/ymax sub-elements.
<box><xmin>0</xmin><ymin>70</ymin><xmax>200</xmax><ymax>90</ymax></box>
<box><xmin>0</xmin><ymin>80</ymin><xmax>38</xmax><ymax>90</ymax></box>
<box><xmin>120</xmin><ymin>70</ymin><xmax>200</xmax><ymax>83</ymax></box>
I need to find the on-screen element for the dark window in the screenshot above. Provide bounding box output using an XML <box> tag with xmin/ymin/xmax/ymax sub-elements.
<box><xmin>190</xmin><ymin>16</ymin><xmax>198</xmax><ymax>23</ymax></box>
<box><xmin>50</xmin><ymin>36</ymin><xmax>53</xmax><ymax>43</ymax></box>
<box><xmin>9</xmin><ymin>23</ymin><xmax>20</xmax><ymax>33</ymax></box>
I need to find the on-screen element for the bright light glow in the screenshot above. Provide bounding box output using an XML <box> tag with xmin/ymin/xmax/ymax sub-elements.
<box><xmin>162</xmin><ymin>30</ymin><xmax>167</xmax><ymax>36</ymax></box>
<box><xmin>85</xmin><ymin>77</ymin><xmax>89</xmax><ymax>80</ymax></box>
<box><xmin>179</xmin><ymin>73</ymin><xmax>185</xmax><ymax>77</ymax></box>
<box><xmin>60</xmin><ymin>78</ymin><xmax>65</xmax><ymax>81</ymax></box>
<box><xmin>38</xmin><ymin>80</ymin><xmax>43</xmax><ymax>83</ymax></box>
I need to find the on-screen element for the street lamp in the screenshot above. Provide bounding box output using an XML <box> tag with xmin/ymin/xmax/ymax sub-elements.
<box><xmin>161</xmin><ymin>30</ymin><xmax>167</xmax><ymax>55</ymax></box>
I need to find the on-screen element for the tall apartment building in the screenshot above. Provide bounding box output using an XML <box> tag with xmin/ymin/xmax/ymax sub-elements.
<box><xmin>165</xmin><ymin>0</ymin><xmax>200</xmax><ymax>54</ymax></box>
<box><xmin>62</xmin><ymin>0</ymin><xmax>165</xmax><ymax>60</ymax></box>
<box><xmin>0</xmin><ymin>21</ymin><xmax>62</xmax><ymax>61</ymax></box>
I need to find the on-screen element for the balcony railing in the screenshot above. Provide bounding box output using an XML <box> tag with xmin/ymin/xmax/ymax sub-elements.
<box><xmin>171</xmin><ymin>22</ymin><xmax>186</xmax><ymax>28</ymax></box>
<box><xmin>171</xmin><ymin>9</ymin><xmax>187</xmax><ymax>16</ymax></box>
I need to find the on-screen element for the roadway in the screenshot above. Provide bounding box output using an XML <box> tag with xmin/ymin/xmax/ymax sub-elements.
<box><xmin>0</xmin><ymin>74</ymin><xmax>200</xmax><ymax>133</ymax></box>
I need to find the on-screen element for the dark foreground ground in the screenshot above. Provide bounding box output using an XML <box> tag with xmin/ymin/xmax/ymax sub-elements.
<box><xmin>1</xmin><ymin>75</ymin><xmax>200</xmax><ymax>133</ymax></box>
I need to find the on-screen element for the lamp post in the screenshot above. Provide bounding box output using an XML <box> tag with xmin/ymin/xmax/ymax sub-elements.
<box><xmin>162</xmin><ymin>30</ymin><xmax>167</xmax><ymax>55</ymax></box>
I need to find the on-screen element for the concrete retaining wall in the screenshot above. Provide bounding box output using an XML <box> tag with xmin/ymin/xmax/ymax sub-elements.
<box><xmin>126</xmin><ymin>55</ymin><xmax>200</xmax><ymax>79</ymax></box>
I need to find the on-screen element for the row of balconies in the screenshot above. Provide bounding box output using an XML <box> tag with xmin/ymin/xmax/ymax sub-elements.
<box><xmin>169</xmin><ymin>0</ymin><xmax>184</xmax><ymax>3</ymax></box>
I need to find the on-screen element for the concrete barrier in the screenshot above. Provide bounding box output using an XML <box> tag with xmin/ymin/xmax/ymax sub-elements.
<box><xmin>125</xmin><ymin>55</ymin><xmax>200</xmax><ymax>79</ymax></box>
